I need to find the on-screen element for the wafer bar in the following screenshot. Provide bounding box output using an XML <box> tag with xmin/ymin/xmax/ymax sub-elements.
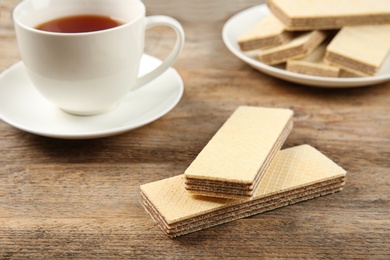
<box><xmin>184</xmin><ymin>106</ymin><xmax>293</xmax><ymax>198</ymax></box>
<box><xmin>287</xmin><ymin>41</ymin><xmax>340</xmax><ymax>77</ymax></box>
<box><xmin>324</xmin><ymin>25</ymin><xmax>390</xmax><ymax>76</ymax></box>
<box><xmin>140</xmin><ymin>145</ymin><xmax>347</xmax><ymax>238</ymax></box>
<box><xmin>142</xmin><ymin>183</ymin><xmax>344</xmax><ymax>237</ymax></box>
<box><xmin>257</xmin><ymin>30</ymin><xmax>327</xmax><ymax>65</ymax></box>
<box><xmin>142</xmin><ymin>178</ymin><xmax>344</xmax><ymax>233</ymax></box>
<box><xmin>238</xmin><ymin>13</ymin><xmax>294</xmax><ymax>51</ymax></box>
<box><xmin>268</xmin><ymin>0</ymin><xmax>390</xmax><ymax>31</ymax></box>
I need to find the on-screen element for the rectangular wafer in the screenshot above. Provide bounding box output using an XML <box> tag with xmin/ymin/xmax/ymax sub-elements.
<box><xmin>324</xmin><ymin>25</ymin><xmax>390</xmax><ymax>76</ymax></box>
<box><xmin>238</xmin><ymin>13</ymin><xmax>294</xmax><ymax>51</ymax></box>
<box><xmin>286</xmin><ymin>41</ymin><xmax>341</xmax><ymax>77</ymax></box>
<box><xmin>256</xmin><ymin>30</ymin><xmax>327</xmax><ymax>65</ymax></box>
<box><xmin>268</xmin><ymin>0</ymin><xmax>390</xmax><ymax>31</ymax></box>
<box><xmin>140</xmin><ymin>145</ymin><xmax>347</xmax><ymax>238</ymax></box>
<box><xmin>184</xmin><ymin>106</ymin><xmax>293</xmax><ymax>199</ymax></box>
<box><xmin>142</xmin><ymin>179</ymin><xmax>344</xmax><ymax>236</ymax></box>
<box><xmin>142</xmin><ymin>182</ymin><xmax>344</xmax><ymax>237</ymax></box>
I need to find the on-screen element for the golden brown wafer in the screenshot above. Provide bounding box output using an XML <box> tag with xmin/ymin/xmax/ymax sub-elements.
<box><xmin>268</xmin><ymin>0</ymin><xmax>390</xmax><ymax>31</ymax></box>
<box><xmin>140</xmin><ymin>145</ymin><xmax>347</xmax><ymax>238</ymax></box>
<box><xmin>184</xmin><ymin>106</ymin><xmax>293</xmax><ymax>198</ymax></box>
<box><xmin>287</xmin><ymin>41</ymin><xmax>341</xmax><ymax>77</ymax></box>
<box><xmin>257</xmin><ymin>30</ymin><xmax>327</xmax><ymax>65</ymax></box>
<box><xmin>238</xmin><ymin>13</ymin><xmax>293</xmax><ymax>51</ymax></box>
<box><xmin>324</xmin><ymin>25</ymin><xmax>390</xmax><ymax>76</ymax></box>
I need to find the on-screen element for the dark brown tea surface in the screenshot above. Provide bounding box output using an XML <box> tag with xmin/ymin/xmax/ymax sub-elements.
<box><xmin>36</xmin><ymin>15</ymin><xmax>123</xmax><ymax>33</ymax></box>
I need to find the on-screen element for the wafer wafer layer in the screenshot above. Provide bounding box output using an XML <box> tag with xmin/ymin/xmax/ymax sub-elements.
<box><xmin>142</xmin><ymin>183</ymin><xmax>344</xmax><ymax>237</ymax></box>
<box><xmin>257</xmin><ymin>30</ymin><xmax>327</xmax><ymax>65</ymax></box>
<box><xmin>287</xmin><ymin>41</ymin><xmax>340</xmax><ymax>77</ymax></box>
<box><xmin>268</xmin><ymin>0</ymin><xmax>390</xmax><ymax>31</ymax></box>
<box><xmin>184</xmin><ymin>106</ymin><xmax>293</xmax><ymax>198</ymax></box>
<box><xmin>324</xmin><ymin>25</ymin><xmax>390</xmax><ymax>76</ymax></box>
<box><xmin>142</xmin><ymin>178</ymin><xmax>344</xmax><ymax>235</ymax></box>
<box><xmin>140</xmin><ymin>145</ymin><xmax>347</xmax><ymax>238</ymax></box>
<box><xmin>238</xmin><ymin>14</ymin><xmax>294</xmax><ymax>51</ymax></box>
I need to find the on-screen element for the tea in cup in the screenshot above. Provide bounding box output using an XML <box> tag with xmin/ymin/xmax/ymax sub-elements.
<box><xmin>13</xmin><ymin>0</ymin><xmax>184</xmax><ymax>115</ymax></box>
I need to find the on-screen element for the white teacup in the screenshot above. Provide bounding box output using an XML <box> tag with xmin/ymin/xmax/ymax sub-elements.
<box><xmin>13</xmin><ymin>0</ymin><xmax>184</xmax><ymax>115</ymax></box>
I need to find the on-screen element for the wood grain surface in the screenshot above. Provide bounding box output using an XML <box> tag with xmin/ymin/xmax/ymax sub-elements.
<box><xmin>1</xmin><ymin>0</ymin><xmax>390</xmax><ymax>259</ymax></box>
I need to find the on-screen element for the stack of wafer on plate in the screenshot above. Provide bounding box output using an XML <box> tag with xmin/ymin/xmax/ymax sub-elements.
<box><xmin>238</xmin><ymin>0</ymin><xmax>390</xmax><ymax>77</ymax></box>
<box><xmin>140</xmin><ymin>106</ymin><xmax>347</xmax><ymax>238</ymax></box>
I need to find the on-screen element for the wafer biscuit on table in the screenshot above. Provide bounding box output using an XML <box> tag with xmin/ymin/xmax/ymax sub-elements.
<box><xmin>257</xmin><ymin>30</ymin><xmax>327</xmax><ymax>65</ymax></box>
<box><xmin>324</xmin><ymin>25</ymin><xmax>390</xmax><ymax>76</ymax></box>
<box><xmin>287</xmin><ymin>42</ymin><xmax>341</xmax><ymax>77</ymax></box>
<box><xmin>267</xmin><ymin>0</ymin><xmax>390</xmax><ymax>31</ymax></box>
<box><xmin>238</xmin><ymin>13</ymin><xmax>294</xmax><ymax>51</ymax></box>
<box><xmin>140</xmin><ymin>145</ymin><xmax>347</xmax><ymax>238</ymax></box>
<box><xmin>184</xmin><ymin>106</ymin><xmax>293</xmax><ymax>199</ymax></box>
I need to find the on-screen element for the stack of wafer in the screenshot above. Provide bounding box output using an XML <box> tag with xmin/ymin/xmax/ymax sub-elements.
<box><xmin>287</xmin><ymin>40</ymin><xmax>341</xmax><ymax>77</ymax></box>
<box><xmin>238</xmin><ymin>0</ymin><xmax>390</xmax><ymax>77</ymax></box>
<box><xmin>184</xmin><ymin>106</ymin><xmax>293</xmax><ymax>199</ymax></box>
<box><xmin>257</xmin><ymin>30</ymin><xmax>327</xmax><ymax>65</ymax></box>
<box><xmin>141</xmin><ymin>145</ymin><xmax>346</xmax><ymax>238</ymax></box>
<box><xmin>324</xmin><ymin>24</ymin><xmax>390</xmax><ymax>76</ymax></box>
<box><xmin>140</xmin><ymin>106</ymin><xmax>347</xmax><ymax>238</ymax></box>
<box><xmin>238</xmin><ymin>13</ymin><xmax>294</xmax><ymax>51</ymax></box>
<box><xmin>268</xmin><ymin>0</ymin><xmax>390</xmax><ymax>31</ymax></box>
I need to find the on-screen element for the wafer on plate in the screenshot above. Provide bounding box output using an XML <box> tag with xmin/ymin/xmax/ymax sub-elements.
<box><xmin>238</xmin><ymin>13</ymin><xmax>294</xmax><ymax>51</ymax></box>
<box><xmin>287</xmin><ymin>41</ymin><xmax>341</xmax><ymax>77</ymax></box>
<box><xmin>184</xmin><ymin>106</ymin><xmax>293</xmax><ymax>199</ymax></box>
<box><xmin>268</xmin><ymin>0</ymin><xmax>390</xmax><ymax>31</ymax></box>
<box><xmin>257</xmin><ymin>30</ymin><xmax>327</xmax><ymax>65</ymax></box>
<box><xmin>324</xmin><ymin>25</ymin><xmax>390</xmax><ymax>76</ymax></box>
<box><xmin>140</xmin><ymin>145</ymin><xmax>347</xmax><ymax>238</ymax></box>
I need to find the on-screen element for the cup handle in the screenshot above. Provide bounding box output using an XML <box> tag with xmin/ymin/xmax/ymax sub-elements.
<box><xmin>133</xmin><ymin>15</ymin><xmax>185</xmax><ymax>90</ymax></box>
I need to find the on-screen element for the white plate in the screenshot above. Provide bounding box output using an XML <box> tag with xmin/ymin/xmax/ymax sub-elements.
<box><xmin>0</xmin><ymin>54</ymin><xmax>183</xmax><ymax>139</ymax></box>
<box><xmin>222</xmin><ymin>4</ymin><xmax>390</xmax><ymax>88</ymax></box>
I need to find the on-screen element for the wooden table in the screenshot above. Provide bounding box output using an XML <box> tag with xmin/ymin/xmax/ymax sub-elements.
<box><xmin>1</xmin><ymin>0</ymin><xmax>389</xmax><ymax>258</ymax></box>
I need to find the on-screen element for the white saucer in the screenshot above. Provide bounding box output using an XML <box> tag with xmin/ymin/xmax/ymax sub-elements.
<box><xmin>222</xmin><ymin>4</ymin><xmax>390</xmax><ymax>88</ymax></box>
<box><xmin>0</xmin><ymin>54</ymin><xmax>184</xmax><ymax>139</ymax></box>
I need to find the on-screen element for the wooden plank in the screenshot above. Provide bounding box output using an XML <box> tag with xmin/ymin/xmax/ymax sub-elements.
<box><xmin>0</xmin><ymin>0</ymin><xmax>389</xmax><ymax>259</ymax></box>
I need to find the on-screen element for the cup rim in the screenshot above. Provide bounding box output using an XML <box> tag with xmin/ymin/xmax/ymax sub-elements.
<box><xmin>13</xmin><ymin>0</ymin><xmax>145</xmax><ymax>36</ymax></box>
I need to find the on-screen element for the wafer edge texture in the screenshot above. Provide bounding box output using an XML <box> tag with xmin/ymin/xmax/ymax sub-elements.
<box><xmin>324</xmin><ymin>52</ymin><xmax>376</xmax><ymax>76</ymax></box>
<box><xmin>184</xmin><ymin>106</ymin><xmax>293</xmax><ymax>184</ymax></box>
<box><xmin>142</xmin><ymin>183</ymin><xmax>344</xmax><ymax>238</ymax></box>
<box><xmin>286</xmin><ymin>60</ymin><xmax>340</xmax><ymax>77</ymax></box>
<box><xmin>324</xmin><ymin>25</ymin><xmax>390</xmax><ymax>76</ymax></box>
<box><xmin>141</xmin><ymin>145</ymin><xmax>346</xmax><ymax>223</ymax></box>
<box><xmin>142</xmin><ymin>177</ymin><xmax>345</xmax><ymax>231</ymax></box>
<box><xmin>267</xmin><ymin>0</ymin><xmax>390</xmax><ymax>31</ymax></box>
<box><xmin>238</xmin><ymin>14</ymin><xmax>294</xmax><ymax>51</ymax></box>
<box><xmin>286</xmin><ymin>41</ymin><xmax>341</xmax><ymax>77</ymax></box>
<box><xmin>142</xmin><ymin>176</ymin><xmax>345</xmax><ymax>228</ymax></box>
<box><xmin>184</xmin><ymin>118</ymin><xmax>293</xmax><ymax>199</ymax></box>
<box><xmin>140</xmin><ymin>144</ymin><xmax>347</xmax><ymax>238</ymax></box>
<box><xmin>257</xmin><ymin>30</ymin><xmax>328</xmax><ymax>65</ymax></box>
